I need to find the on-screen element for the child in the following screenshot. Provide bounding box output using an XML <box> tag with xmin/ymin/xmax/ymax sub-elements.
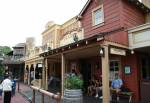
<box><xmin>12</xmin><ymin>78</ymin><xmax>16</xmax><ymax>96</ymax></box>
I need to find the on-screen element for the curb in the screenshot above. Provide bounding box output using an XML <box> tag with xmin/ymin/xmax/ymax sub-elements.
<box><xmin>19</xmin><ymin>92</ymin><xmax>32</xmax><ymax>103</ymax></box>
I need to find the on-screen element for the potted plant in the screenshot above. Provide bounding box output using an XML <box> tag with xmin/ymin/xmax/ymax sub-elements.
<box><xmin>65</xmin><ymin>76</ymin><xmax>83</xmax><ymax>89</ymax></box>
<box><xmin>63</xmin><ymin>75</ymin><xmax>83</xmax><ymax>103</ymax></box>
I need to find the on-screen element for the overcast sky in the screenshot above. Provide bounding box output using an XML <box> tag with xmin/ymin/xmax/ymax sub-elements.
<box><xmin>0</xmin><ymin>0</ymin><xmax>87</xmax><ymax>48</ymax></box>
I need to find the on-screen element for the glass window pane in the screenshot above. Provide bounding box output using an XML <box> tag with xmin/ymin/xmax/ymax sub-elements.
<box><xmin>110</xmin><ymin>62</ymin><xmax>113</xmax><ymax>67</ymax></box>
<box><xmin>115</xmin><ymin>62</ymin><xmax>118</xmax><ymax>66</ymax></box>
<box><xmin>115</xmin><ymin>67</ymin><xmax>119</xmax><ymax>71</ymax></box>
<box><xmin>94</xmin><ymin>9</ymin><xmax>102</xmax><ymax>25</ymax></box>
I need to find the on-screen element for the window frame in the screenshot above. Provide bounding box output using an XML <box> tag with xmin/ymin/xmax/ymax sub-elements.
<box><xmin>92</xmin><ymin>5</ymin><xmax>104</xmax><ymax>27</ymax></box>
<box><xmin>109</xmin><ymin>59</ymin><xmax>121</xmax><ymax>81</ymax></box>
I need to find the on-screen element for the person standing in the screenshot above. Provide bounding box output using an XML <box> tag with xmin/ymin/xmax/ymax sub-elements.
<box><xmin>1</xmin><ymin>75</ymin><xmax>12</xmax><ymax>103</ymax></box>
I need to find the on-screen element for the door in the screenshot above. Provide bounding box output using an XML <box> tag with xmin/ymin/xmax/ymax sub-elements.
<box><xmin>141</xmin><ymin>58</ymin><xmax>150</xmax><ymax>103</ymax></box>
<box><xmin>80</xmin><ymin>59</ymin><xmax>91</xmax><ymax>91</ymax></box>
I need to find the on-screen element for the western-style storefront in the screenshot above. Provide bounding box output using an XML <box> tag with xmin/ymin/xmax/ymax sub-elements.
<box><xmin>40</xmin><ymin>33</ymin><xmax>130</xmax><ymax>103</ymax></box>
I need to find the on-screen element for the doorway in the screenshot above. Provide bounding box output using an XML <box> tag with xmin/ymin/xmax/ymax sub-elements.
<box><xmin>140</xmin><ymin>57</ymin><xmax>150</xmax><ymax>103</ymax></box>
<box><xmin>80</xmin><ymin>59</ymin><xmax>91</xmax><ymax>93</ymax></box>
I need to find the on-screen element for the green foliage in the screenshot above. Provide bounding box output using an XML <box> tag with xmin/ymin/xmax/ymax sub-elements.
<box><xmin>0</xmin><ymin>46</ymin><xmax>11</xmax><ymax>55</ymax></box>
<box><xmin>0</xmin><ymin>63</ymin><xmax>4</xmax><ymax>76</ymax></box>
<box><xmin>65</xmin><ymin>76</ymin><xmax>83</xmax><ymax>89</ymax></box>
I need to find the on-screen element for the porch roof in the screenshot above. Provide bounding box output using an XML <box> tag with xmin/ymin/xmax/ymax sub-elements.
<box><xmin>40</xmin><ymin>27</ymin><xmax>125</xmax><ymax>58</ymax></box>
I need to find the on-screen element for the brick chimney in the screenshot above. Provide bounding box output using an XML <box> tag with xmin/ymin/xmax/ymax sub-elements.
<box><xmin>142</xmin><ymin>0</ymin><xmax>150</xmax><ymax>22</ymax></box>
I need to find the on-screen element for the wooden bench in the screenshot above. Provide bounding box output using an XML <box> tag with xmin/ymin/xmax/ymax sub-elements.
<box><xmin>118</xmin><ymin>92</ymin><xmax>133</xmax><ymax>103</ymax></box>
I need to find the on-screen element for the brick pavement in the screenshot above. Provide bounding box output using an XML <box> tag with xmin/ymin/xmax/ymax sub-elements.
<box><xmin>0</xmin><ymin>93</ymin><xmax>30</xmax><ymax>103</ymax></box>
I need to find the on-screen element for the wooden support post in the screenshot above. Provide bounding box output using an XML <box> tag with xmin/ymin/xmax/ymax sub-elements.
<box><xmin>42</xmin><ymin>59</ymin><xmax>46</xmax><ymax>89</ymax></box>
<box><xmin>41</xmin><ymin>93</ymin><xmax>44</xmax><ymax>103</ymax></box>
<box><xmin>101</xmin><ymin>44</ymin><xmax>110</xmax><ymax>103</ymax></box>
<box><xmin>56</xmin><ymin>93</ymin><xmax>61</xmax><ymax>103</ymax></box>
<box><xmin>24</xmin><ymin>65</ymin><xmax>26</xmax><ymax>83</ymax></box>
<box><xmin>61</xmin><ymin>53</ymin><xmax>65</xmax><ymax>96</ymax></box>
<box><xmin>45</xmin><ymin>58</ymin><xmax>48</xmax><ymax>90</ymax></box>
<box><xmin>32</xmin><ymin>90</ymin><xmax>35</xmax><ymax>103</ymax></box>
<box><xmin>28</xmin><ymin>65</ymin><xmax>30</xmax><ymax>85</ymax></box>
<box><xmin>17</xmin><ymin>80</ymin><xmax>20</xmax><ymax>92</ymax></box>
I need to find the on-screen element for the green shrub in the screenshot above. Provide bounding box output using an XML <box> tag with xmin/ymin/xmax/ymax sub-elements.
<box><xmin>0</xmin><ymin>64</ymin><xmax>4</xmax><ymax>76</ymax></box>
<box><xmin>65</xmin><ymin>76</ymin><xmax>83</xmax><ymax>89</ymax></box>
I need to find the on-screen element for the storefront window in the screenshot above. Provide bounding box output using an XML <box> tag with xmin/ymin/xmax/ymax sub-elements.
<box><xmin>109</xmin><ymin>60</ymin><xmax>119</xmax><ymax>81</ymax></box>
<box><xmin>142</xmin><ymin>59</ymin><xmax>150</xmax><ymax>80</ymax></box>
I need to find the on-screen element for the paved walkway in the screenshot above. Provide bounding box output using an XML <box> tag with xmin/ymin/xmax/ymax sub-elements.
<box><xmin>19</xmin><ymin>83</ymin><xmax>102</xmax><ymax>103</ymax></box>
<box><xmin>0</xmin><ymin>83</ymin><xmax>140</xmax><ymax>103</ymax></box>
<box><xmin>0</xmin><ymin>92</ymin><xmax>30</xmax><ymax>103</ymax></box>
<box><xmin>19</xmin><ymin>83</ymin><xmax>137</xmax><ymax>103</ymax></box>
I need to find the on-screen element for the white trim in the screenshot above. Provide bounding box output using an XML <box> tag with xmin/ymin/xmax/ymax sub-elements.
<box><xmin>92</xmin><ymin>5</ymin><xmax>104</xmax><ymax>26</ymax></box>
<box><xmin>78</xmin><ymin>0</ymin><xmax>91</xmax><ymax>17</ymax></box>
<box><xmin>128</xmin><ymin>23</ymin><xmax>150</xmax><ymax>33</ymax></box>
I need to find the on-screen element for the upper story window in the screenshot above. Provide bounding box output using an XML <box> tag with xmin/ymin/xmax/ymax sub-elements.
<box><xmin>92</xmin><ymin>5</ymin><xmax>104</xmax><ymax>26</ymax></box>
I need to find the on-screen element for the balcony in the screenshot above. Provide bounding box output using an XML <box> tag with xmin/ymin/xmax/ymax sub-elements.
<box><xmin>2</xmin><ymin>55</ymin><xmax>25</xmax><ymax>64</ymax></box>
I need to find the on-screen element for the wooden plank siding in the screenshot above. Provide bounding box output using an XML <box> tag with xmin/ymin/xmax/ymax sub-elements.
<box><xmin>121</xmin><ymin>0</ymin><xmax>145</xmax><ymax>29</ymax></box>
<box><xmin>81</xmin><ymin>0</ymin><xmax>122</xmax><ymax>39</ymax></box>
<box><xmin>81</xmin><ymin>0</ymin><xmax>145</xmax><ymax>46</ymax></box>
<box><xmin>121</xmin><ymin>54</ymin><xmax>140</xmax><ymax>102</ymax></box>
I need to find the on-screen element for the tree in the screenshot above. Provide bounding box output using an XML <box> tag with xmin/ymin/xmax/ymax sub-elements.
<box><xmin>0</xmin><ymin>63</ymin><xmax>4</xmax><ymax>76</ymax></box>
<box><xmin>0</xmin><ymin>46</ymin><xmax>12</xmax><ymax>55</ymax></box>
<box><xmin>0</xmin><ymin>46</ymin><xmax>11</xmax><ymax>77</ymax></box>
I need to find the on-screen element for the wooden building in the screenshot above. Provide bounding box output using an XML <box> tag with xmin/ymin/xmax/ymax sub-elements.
<box><xmin>39</xmin><ymin>0</ymin><xmax>150</xmax><ymax>103</ymax></box>
<box><xmin>3</xmin><ymin>43</ymin><xmax>26</xmax><ymax>81</ymax></box>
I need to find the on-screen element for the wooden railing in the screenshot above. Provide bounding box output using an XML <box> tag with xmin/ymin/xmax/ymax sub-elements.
<box><xmin>30</xmin><ymin>86</ymin><xmax>61</xmax><ymax>103</ymax></box>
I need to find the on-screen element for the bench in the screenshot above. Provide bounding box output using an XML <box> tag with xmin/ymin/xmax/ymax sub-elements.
<box><xmin>118</xmin><ymin>92</ymin><xmax>133</xmax><ymax>103</ymax></box>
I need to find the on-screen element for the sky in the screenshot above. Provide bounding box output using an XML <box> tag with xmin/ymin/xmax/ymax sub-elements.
<box><xmin>0</xmin><ymin>0</ymin><xmax>87</xmax><ymax>48</ymax></box>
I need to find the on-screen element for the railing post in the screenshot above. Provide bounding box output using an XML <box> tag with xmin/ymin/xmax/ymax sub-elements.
<box><xmin>42</xmin><ymin>93</ymin><xmax>44</xmax><ymax>103</ymax></box>
<box><xmin>17</xmin><ymin>79</ymin><xmax>20</xmax><ymax>92</ymax></box>
<box><xmin>31</xmin><ymin>86</ymin><xmax>61</xmax><ymax>103</ymax></box>
<box><xmin>56</xmin><ymin>93</ymin><xmax>61</xmax><ymax>103</ymax></box>
<box><xmin>32</xmin><ymin>90</ymin><xmax>35</xmax><ymax>103</ymax></box>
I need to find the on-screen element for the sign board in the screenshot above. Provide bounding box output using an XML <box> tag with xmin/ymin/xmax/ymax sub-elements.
<box><xmin>110</xmin><ymin>47</ymin><xmax>126</xmax><ymax>56</ymax></box>
<box><xmin>38</xmin><ymin>63</ymin><xmax>43</xmax><ymax>68</ymax></box>
<box><xmin>124</xmin><ymin>66</ymin><xmax>131</xmax><ymax>74</ymax></box>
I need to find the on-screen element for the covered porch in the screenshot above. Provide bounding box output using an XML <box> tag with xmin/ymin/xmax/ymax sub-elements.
<box><xmin>41</xmin><ymin>34</ymin><xmax>129</xmax><ymax>103</ymax></box>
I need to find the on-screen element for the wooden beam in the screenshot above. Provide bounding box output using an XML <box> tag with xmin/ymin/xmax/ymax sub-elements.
<box><xmin>101</xmin><ymin>43</ymin><xmax>110</xmax><ymax>103</ymax></box>
<box><xmin>45</xmin><ymin>58</ymin><xmax>48</xmax><ymax>90</ymax></box>
<box><xmin>61</xmin><ymin>53</ymin><xmax>65</xmax><ymax>96</ymax></box>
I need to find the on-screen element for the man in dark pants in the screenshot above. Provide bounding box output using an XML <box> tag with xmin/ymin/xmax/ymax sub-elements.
<box><xmin>1</xmin><ymin>74</ymin><xmax>12</xmax><ymax>103</ymax></box>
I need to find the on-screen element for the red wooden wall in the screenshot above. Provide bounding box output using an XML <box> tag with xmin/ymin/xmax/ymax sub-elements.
<box><xmin>120</xmin><ymin>0</ymin><xmax>145</xmax><ymax>28</ymax></box>
<box><xmin>81</xmin><ymin>0</ymin><xmax>121</xmax><ymax>38</ymax></box>
<box><xmin>80</xmin><ymin>0</ymin><xmax>145</xmax><ymax>46</ymax></box>
<box><xmin>121</xmin><ymin>54</ymin><xmax>140</xmax><ymax>101</ymax></box>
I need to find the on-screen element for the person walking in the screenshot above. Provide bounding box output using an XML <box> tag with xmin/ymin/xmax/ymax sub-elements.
<box><xmin>1</xmin><ymin>74</ymin><xmax>13</xmax><ymax>103</ymax></box>
<box><xmin>12</xmin><ymin>78</ymin><xmax>16</xmax><ymax>96</ymax></box>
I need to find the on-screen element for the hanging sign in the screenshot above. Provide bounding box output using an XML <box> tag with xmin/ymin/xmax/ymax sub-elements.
<box><xmin>110</xmin><ymin>47</ymin><xmax>126</xmax><ymax>56</ymax></box>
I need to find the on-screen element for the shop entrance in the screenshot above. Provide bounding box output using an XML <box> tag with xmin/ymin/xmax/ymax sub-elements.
<box><xmin>80</xmin><ymin>59</ymin><xmax>91</xmax><ymax>93</ymax></box>
<box><xmin>140</xmin><ymin>57</ymin><xmax>150</xmax><ymax>103</ymax></box>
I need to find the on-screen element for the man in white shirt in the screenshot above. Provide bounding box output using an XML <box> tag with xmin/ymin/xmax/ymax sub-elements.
<box><xmin>1</xmin><ymin>75</ymin><xmax>12</xmax><ymax>103</ymax></box>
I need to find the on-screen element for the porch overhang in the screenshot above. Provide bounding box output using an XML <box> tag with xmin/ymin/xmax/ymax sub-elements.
<box><xmin>40</xmin><ymin>27</ymin><xmax>126</xmax><ymax>59</ymax></box>
<box><xmin>128</xmin><ymin>23</ymin><xmax>150</xmax><ymax>50</ymax></box>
